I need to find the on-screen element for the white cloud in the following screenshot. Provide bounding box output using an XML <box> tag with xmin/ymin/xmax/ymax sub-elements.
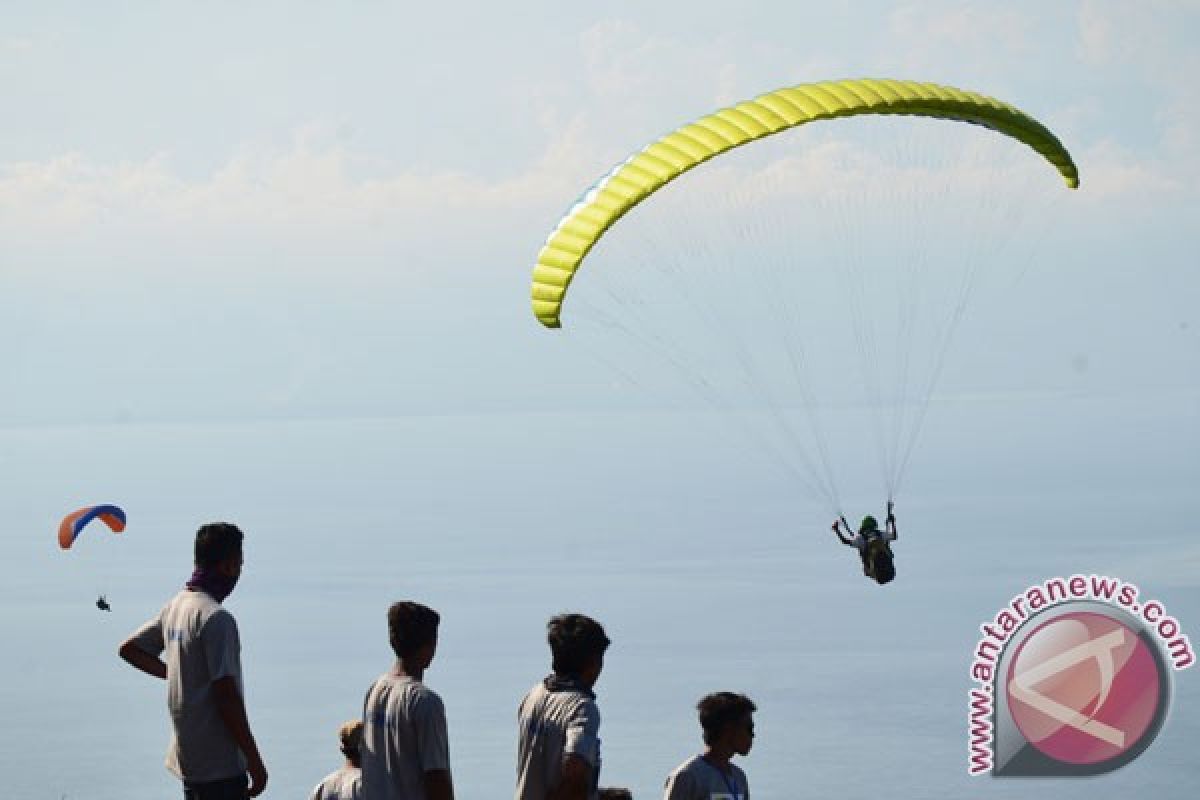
<box><xmin>1076</xmin><ymin>0</ymin><xmax>1177</xmax><ymax>67</ymax></box>
<box><xmin>2</xmin><ymin>36</ymin><xmax>36</xmax><ymax>53</ymax></box>
<box><xmin>0</xmin><ymin>118</ymin><xmax>605</xmax><ymax>243</ymax></box>
<box><xmin>1075</xmin><ymin>0</ymin><xmax>1200</xmax><ymax>182</ymax></box>
<box><xmin>577</xmin><ymin>19</ymin><xmax>808</xmax><ymax>119</ymax></box>
<box><xmin>1075</xmin><ymin>138</ymin><xmax>1184</xmax><ymax>201</ymax></box>
<box><xmin>888</xmin><ymin>2</ymin><xmax>1033</xmax><ymax>72</ymax></box>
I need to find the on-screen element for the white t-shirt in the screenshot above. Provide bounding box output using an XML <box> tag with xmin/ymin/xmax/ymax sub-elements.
<box><xmin>360</xmin><ymin>671</ymin><xmax>451</xmax><ymax>800</ymax></box>
<box><xmin>127</xmin><ymin>588</ymin><xmax>246</xmax><ymax>782</ymax></box>
<box><xmin>515</xmin><ymin>678</ymin><xmax>601</xmax><ymax>800</ymax></box>
<box><xmin>310</xmin><ymin>765</ymin><xmax>362</xmax><ymax>800</ymax></box>
<box><xmin>663</xmin><ymin>755</ymin><xmax>749</xmax><ymax>800</ymax></box>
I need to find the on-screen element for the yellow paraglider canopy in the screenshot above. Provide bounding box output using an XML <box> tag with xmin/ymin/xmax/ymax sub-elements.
<box><xmin>530</xmin><ymin>78</ymin><xmax>1078</xmax><ymax>329</ymax></box>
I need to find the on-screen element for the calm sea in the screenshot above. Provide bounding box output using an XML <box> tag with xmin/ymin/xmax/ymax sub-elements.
<box><xmin>2</xmin><ymin>399</ymin><xmax>1196</xmax><ymax>798</ymax></box>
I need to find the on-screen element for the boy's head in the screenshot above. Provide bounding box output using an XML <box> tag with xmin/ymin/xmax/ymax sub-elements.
<box><xmin>388</xmin><ymin>601</ymin><xmax>441</xmax><ymax>665</ymax></box>
<box><xmin>339</xmin><ymin>719</ymin><xmax>364</xmax><ymax>766</ymax></box>
<box><xmin>698</xmin><ymin>692</ymin><xmax>757</xmax><ymax>755</ymax></box>
<box><xmin>194</xmin><ymin>523</ymin><xmax>244</xmax><ymax>577</ymax></box>
<box><xmin>547</xmin><ymin>613</ymin><xmax>610</xmax><ymax>685</ymax></box>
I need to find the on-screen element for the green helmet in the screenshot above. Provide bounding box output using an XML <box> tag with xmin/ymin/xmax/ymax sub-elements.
<box><xmin>860</xmin><ymin>515</ymin><xmax>878</xmax><ymax>533</ymax></box>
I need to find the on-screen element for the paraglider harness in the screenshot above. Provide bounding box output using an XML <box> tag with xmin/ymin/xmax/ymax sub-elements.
<box><xmin>861</xmin><ymin>530</ymin><xmax>895</xmax><ymax>585</ymax></box>
<box><xmin>839</xmin><ymin>511</ymin><xmax>896</xmax><ymax>585</ymax></box>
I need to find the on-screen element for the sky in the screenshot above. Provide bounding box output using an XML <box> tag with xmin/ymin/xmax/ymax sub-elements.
<box><xmin>2</xmin><ymin>1</ymin><xmax>1198</xmax><ymax>798</ymax></box>
<box><xmin>1</xmin><ymin>1</ymin><xmax>1197</xmax><ymax>425</ymax></box>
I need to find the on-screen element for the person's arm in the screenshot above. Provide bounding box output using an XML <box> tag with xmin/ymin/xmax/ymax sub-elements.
<box><xmin>831</xmin><ymin>519</ymin><xmax>853</xmax><ymax>546</ymax></box>
<box><xmin>422</xmin><ymin>768</ymin><xmax>454</xmax><ymax>800</ymax></box>
<box><xmin>414</xmin><ymin>690</ymin><xmax>453</xmax><ymax>800</ymax></box>
<box><xmin>213</xmin><ymin>677</ymin><xmax>268</xmax><ymax>797</ymax></box>
<box><xmin>119</xmin><ymin>639</ymin><xmax>167</xmax><ymax>679</ymax></box>
<box><xmin>551</xmin><ymin>697</ymin><xmax>600</xmax><ymax>800</ymax></box>
<box><xmin>119</xmin><ymin>614</ymin><xmax>167</xmax><ymax>679</ymax></box>
<box><xmin>548</xmin><ymin>755</ymin><xmax>591</xmax><ymax>800</ymax></box>
<box><xmin>662</xmin><ymin>768</ymin><xmax>692</xmax><ymax>800</ymax></box>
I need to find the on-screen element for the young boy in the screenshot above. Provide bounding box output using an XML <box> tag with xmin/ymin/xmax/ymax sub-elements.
<box><xmin>310</xmin><ymin>720</ymin><xmax>363</xmax><ymax>800</ymax></box>
<box><xmin>516</xmin><ymin>613</ymin><xmax>611</xmax><ymax>800</ymax></box>
<box><xmin>360</xmin><ymin>601</ymin><xmax>454</xmax><ymax>800</ymax></box>
<box><xmin>663</xmin><ymin>693</ymin><xmax>755</xmax><ymax>800</ymax></box>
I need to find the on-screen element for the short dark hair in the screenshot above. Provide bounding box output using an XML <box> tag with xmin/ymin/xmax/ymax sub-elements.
<box><xmin>388</xmin><ymin>601</ymin><xmax>440</xmax><ymax>660</ymax></box>
<box><xmin>548</xmin><ymin>613</ymin><xmax>610</xmax><ymax>675</ymax></box>
<box><xmin>194</xmin><ymin>523</ymin><xmax>244</xmax><ymax>569</ymax></box>
<box><xmin>697</xmin><ymin>692</ymin><xmax>757</xmax><ymax>746</ymax></box>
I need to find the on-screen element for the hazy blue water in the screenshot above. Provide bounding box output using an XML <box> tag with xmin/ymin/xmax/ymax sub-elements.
<box><xmin>2</xmin><ymin>395</ymin><xmax>1197</xmax><ymax>798</ymax></box>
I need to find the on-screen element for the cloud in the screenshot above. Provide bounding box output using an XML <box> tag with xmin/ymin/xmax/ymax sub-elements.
<box><xmin>577</xmin><ymin>19</ymin><xmax>800</xmax><ymax>120</ymax></box>
<box><xmin>0</xmin><ymin>118</ymin><xmax>605</xmax><ymax>245</ymax></box>
<box><xmin>1075</xmin><ymin>0</ymin><xmax>1189</xmax><ymax>67</ymax></box>
<box><xmin>1075</xmin><ymin>1</ymin><xmax>1200</xmax><ymax>177</ymax></box>
<box><xmin>888</xmin><ymin>2</ymin><xmax>1033</xmax><ymax>73</ymax></box>
<box><xmin>2</xmin><ymin>36</ymin><xmax>36</xmax><ymax>53</ymax></box>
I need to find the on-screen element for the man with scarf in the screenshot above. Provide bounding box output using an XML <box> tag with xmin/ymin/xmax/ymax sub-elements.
<box><xmin>516</xmin><ymin>613</ymin><xmax>610</xmax><ymax>800</ymax></box>
<box><xmin>119</xmin><ymin>522</ymin><xmax>268</xmax><ymax>799</ymax></box>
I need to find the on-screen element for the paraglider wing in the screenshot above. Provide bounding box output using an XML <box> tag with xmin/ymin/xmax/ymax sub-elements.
<box><xmin>58</xmin><ymin>504</ymin><xmax>127</xmax><ymax>550</ymax></box>
<box><xmin>530</xmin><ymin>78</ymin><xmax>1079</xmax><ymax>329</ymax></box>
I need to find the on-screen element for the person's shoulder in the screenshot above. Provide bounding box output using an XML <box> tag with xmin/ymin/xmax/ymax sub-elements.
<box><xmin>411</xmin><ymin>681</ymin><xmax>444</xmax><ymax>707</ymax></box>
<box><xmin>520</xmin><ymin>680</ymin><xmax>549</xmax><ymax>704</ymax></box>
<box><xmin>311</xmin><ymin>769</ymin><xmax>339</xmax><ymax>796</ymax></box>
<box><xmin>665</xmin><ymin>755</ymin><xmax>703</xmax><ymax>787</ymax></box>
<box><xmin>554</xmin><ymin>684</ymin><xmax>598</xmax><ymax>715</ymax></box>
<box><xmin>365</xmin><ymin>669</ymin><xmax>397</xmax><ymax>697</ymax></box>
<box><xmin>161</xmin><ymin>588</ymin><xmax>194</xmax><ymax>611</ymax></box>
<box><xmin>199</xmin><ymin>602</ymin><xmax>238</xmax><ymax>634</ymax></box>
<box><xmin>669</xmin><ymin>754</ymin><xmax>704</xmax><ymax>775</ymax></box>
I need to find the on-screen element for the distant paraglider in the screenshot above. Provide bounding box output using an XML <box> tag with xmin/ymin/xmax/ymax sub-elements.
<box><xmin>58</xmin><ymin>504</ymin><xmax>127</xmax><ymax>550</ymax></box>
<box><xmin>58</xmin><ymin>504</ymin><xmax>127</xmax><ymax>611</ymax></box>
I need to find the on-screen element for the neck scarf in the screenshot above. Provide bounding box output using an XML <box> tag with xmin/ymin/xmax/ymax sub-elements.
<box><xmin>186</xmin><ymin>567</ymin><xmax>238</xmax><ymax>603</ymax></box>
<box><xmin>543</xmin><ymin>673</ymin><xmax>595</xmax><ymax>698</ymax></box>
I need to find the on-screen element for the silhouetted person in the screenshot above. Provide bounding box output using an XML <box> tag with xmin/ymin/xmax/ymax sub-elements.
<box><xmin>832</xmin><ymin>501</ymin><xmax>898</xmax><ymax>583</ymax></box>
<box><xmin>516</xmin><ymin>613</ymin><xmax>611</xmax><ymax>800</ymax></box>
<box><xmin>310</xmin><ymin>719</ymin><xmax>363</xmax><ymax>800</ymax></box>
<box><xmin>119</xmin><ymin>522</ymin><xmax>267</xmax><ymax>799</ymax></box>
<box><xmin>360</xmin><ymin>601</ymin><xmax>454</xmax><ymax>800</ymax></box>
<box><xmin>663</xmin><ymin>693</ymin><xmax>755</xmax><ymax>800</ymax></box>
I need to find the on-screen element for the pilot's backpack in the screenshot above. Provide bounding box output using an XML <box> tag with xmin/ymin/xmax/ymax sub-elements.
<box><xmin>864</xmin><ymin>535</ymin><xmax>895</xmax><ymax>585</ymax></box>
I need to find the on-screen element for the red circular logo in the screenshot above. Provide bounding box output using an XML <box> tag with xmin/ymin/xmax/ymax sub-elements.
<box><xmin>1006</xmin><ymin>611</ymin><xmax>1162</xmax><ymax>765</ymax></box>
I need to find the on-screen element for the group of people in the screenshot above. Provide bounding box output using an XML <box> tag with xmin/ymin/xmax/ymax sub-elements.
<box><xmin>118</xmin><ymin>523</ymin><xmax>757</xmax><ymax>799</ymax></box>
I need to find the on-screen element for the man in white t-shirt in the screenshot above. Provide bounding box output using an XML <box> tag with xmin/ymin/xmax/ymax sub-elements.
<box><xmin>119</xmin><ymin>522</ymin><xmax>268</xmax><ymax>800</ymax></box>
<box><xmin>310</xmin><ymin>719</ymin><xmax>363</xmax><ymax>800</ymax></box>
<box><xmin>663</xmin><ymin>692</ymin><xmax>756</xmax><ymax>800</ymax></box>
<box><xmin>516</xmin><ymin>613</ymin><xmax>610</xmax><ymax>800</ymax></box>
<box><xmin>360</xmin><ymin>601</ymin><xmax>454</xmax><ymax>800</ymax></box>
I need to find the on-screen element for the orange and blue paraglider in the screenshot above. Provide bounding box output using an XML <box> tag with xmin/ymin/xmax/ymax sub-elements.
<box><xmin>58</xmin><ymin>505</ymin><xmax>127</xmax><ymax>550</ymax></box>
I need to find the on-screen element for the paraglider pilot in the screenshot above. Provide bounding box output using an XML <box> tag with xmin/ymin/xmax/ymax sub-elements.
<box><xmin>833</xmin><ymin>501</ymin><xmax>898</xmax><ymax>583</ymax></box>
<box><xmin>96</xmin><ymin>594</ymin><xmax>111</xmax><ymax>612</ymax></box>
